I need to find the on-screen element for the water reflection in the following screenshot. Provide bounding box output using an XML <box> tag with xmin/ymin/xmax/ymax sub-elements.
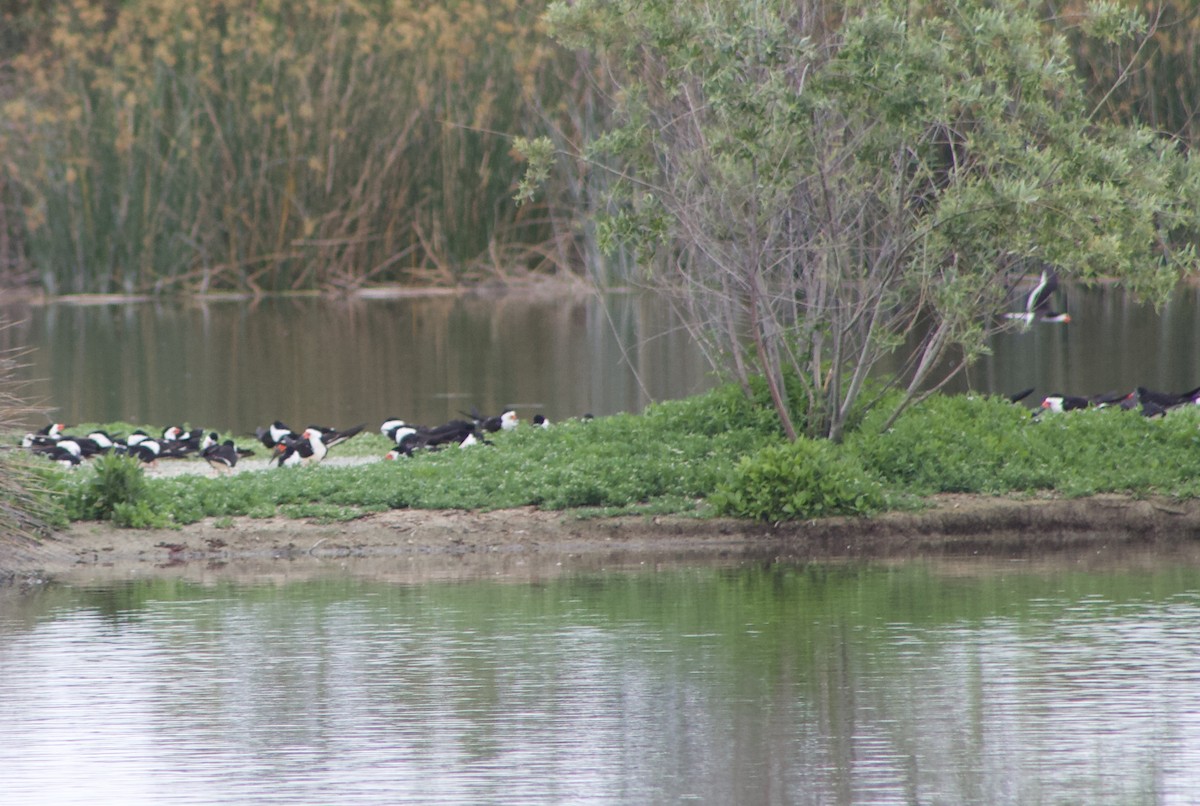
<box><xmin>3</xmin><ymin>282</ymin><xmax>1200</xmax><ymax>435</ymax></box>
<box><xmin>2</xmin><ymin>563</ymin><xmax>1200</xmax><ymax>804</ymax></box>
<box><xmin>0</xmin><ymin>291</ymin><xmax>713</xmax><ymax>435</ymax></box>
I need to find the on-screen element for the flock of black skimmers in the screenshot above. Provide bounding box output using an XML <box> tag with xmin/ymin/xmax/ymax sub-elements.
<box><xmin>20</xmin><ymin>408</ymin><xmax>547</xmax><ymax>472</ymax></box>
<box><xmin>1016</xmin><ymin>385</ymin><xmax>1200</xmax><ymax>418</ymax></box>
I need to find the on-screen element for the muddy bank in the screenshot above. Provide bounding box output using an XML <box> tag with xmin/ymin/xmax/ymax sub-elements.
<box><xmin>6</xmin><ymin>493</ymin><xmax>1200</xmax><ymax>586</ymax></box>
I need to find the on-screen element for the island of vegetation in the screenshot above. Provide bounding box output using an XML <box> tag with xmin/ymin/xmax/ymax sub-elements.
<box><xmin>5</xmin><ymin>0</ymin><xmax>1200</xmax><ymax>580</ymax></box>
<box><xmin>6</xmin><ymin>381</ymin><xmax>1200</xmax><ymax>583</ymax></box>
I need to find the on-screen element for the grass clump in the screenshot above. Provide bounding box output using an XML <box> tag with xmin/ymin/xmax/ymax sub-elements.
<box><xmin>63</xmin><ymin>453</ymin><xmax>172</xmax><ymax>528</ymax></box>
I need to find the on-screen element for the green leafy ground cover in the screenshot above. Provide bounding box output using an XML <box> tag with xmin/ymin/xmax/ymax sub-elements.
<box><xmin>27</xmin><ymin>383</ymin><xmax>1200</xmax><ymax>529</ymax></box>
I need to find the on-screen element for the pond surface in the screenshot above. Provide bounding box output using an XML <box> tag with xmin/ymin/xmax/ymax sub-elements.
<box><xmin>3</xmin><ymin>558</ymin><xmax>1200</xmax><ymax>805</ymax></box>
<box><xmin>3</xmin><ymin>282</ymin><xmax>1200</xmax><ymax>435</ymax></box>
<box><xmin>0</xmin><ymin>291</ymin><xmax>713</xmax><ymax>436</ymax></box>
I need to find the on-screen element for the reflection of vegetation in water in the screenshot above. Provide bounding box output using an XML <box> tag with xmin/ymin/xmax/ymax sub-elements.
<box><xmin>4</xmin><ymin>563</ymin><xmax>1194</xmax><ymax>803</ymax></box>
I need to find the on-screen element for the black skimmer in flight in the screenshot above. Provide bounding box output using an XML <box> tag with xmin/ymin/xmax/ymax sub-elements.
<box><xmin>1006</xmin><ymin>268</ymin><xmax>1070</xmax><ymax>325</ymax></box>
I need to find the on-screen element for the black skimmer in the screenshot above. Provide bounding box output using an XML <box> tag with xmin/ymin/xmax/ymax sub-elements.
<box><xmin>390</xmin><ymin>419</ymin><xmax>478</xmax><ymax>457</ymax></box>
<box><xmin>271</xmin><ymin>440</ymin><xmax>304</xmax><ymax>467</ymax></box>
<box><xmin>31</xmin><ymin>438</ymin><xmax>83</xmax><ymax>467</ymax></box>
<box><xmin>162</xmin><ymin>426</ymin><xmax>204</xmax><ymax>455</ymax></box>
<box><xmin>1036</xmin><ymin>390</ymin><xmax>1127</xmax><ymax>415</ymax></box>
<box><xmin>1037</xmin><ymin>393</ymin><xmax>1091</xmax><ymax>414</ymax></box>
<box><xmin>313</xmin><ymin>423</ymin><xmax>365</xmax><ymax>449</ymax></box>
<box><xmin>22</xmin><ymin>423</ymin><xmax>66</xmax><ymax>449</ymax></box>
<box><xmin>203</xmin><ymin>431</ymin><xmax>254</xmax><ymax>456</ymax></box>
<box><xmin>462</xmin><ymin>408</ymin><xmax>519</xmax><ymax>433</ymax></box>
<box><xmin>1136</xmin><ymin>385</ymin><xmax>1200</xmax><ymax>410</ymax></box>
<box><xmin>37</xmin><ymin>442</ymin><xmax>82</xmax><ymax>468</ymax></box>
<box><xmin>122</xmin><ymin>437</ymin><xmax>163</xmax><ymax>463</ymax></box>
<box><xmin>201</xmin><ymin>438</ymin><xmax>241</xmax><ymax>473</ymax></box>
<box><xmin>532</xmin><ymin>414</ymin><xmax>551</xmax><ymax>428</ymax></box>
<box><xmin>82</xmin><ymin>430</ymin><xmax>119</xmax><ymax>454</ymax></box>
<box><xmin>41</xmin><ymin>429</ymin><xmax>109</xmax><ymax>458</ymax></box>
<box><xmin>256</xmin><ymin>421</ymin><xmax>297</xmax><ymax>450</ymax></box>
<box><xmin>281</xmin><ymin>424</ymin><xmax>364</xmax><ymax>465</ymax></box>
<box><xmin>380</xmin><ymin>418</ymin><xmax>409</xmax><ymax>441</ymax></box>
<box><xmin>1006</xmin><ymin>268</ymin><xmax>1070</xmax><ymax>325</ymax></box>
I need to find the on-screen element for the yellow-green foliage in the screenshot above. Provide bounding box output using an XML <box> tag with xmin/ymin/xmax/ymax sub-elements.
<box><xmin>0</xmin><ymin>0</ymin><xmax>589</xmax><ymax>294</ymax></box>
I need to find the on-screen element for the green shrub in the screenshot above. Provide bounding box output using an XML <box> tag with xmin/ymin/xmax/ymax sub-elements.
<box><xmin>65</xmin><ymin>454</ymin><xmax>148</xmax><ymax>521</ymax></box>
<box><xmin>711</xmin><ymin>438</ymin><xmax>885</xmax><ymax>521</ymax></box>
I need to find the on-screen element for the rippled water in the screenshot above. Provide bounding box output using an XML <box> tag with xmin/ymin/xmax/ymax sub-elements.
<box><xmin>3</xmin><ymin>562</ymin><xmax>1200</xmax><ymax>804</ymax></box>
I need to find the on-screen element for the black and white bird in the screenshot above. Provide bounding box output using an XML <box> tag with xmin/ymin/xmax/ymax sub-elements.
<box><xmin>462</xmin><ymin>408</ymin><xmax>519</xmax><ymax>433</ymax></box>
<box><xmin>1006</xmin><ymin>268</ymin><xmax>1070</xmax><ymax>326</ymax></box>
<box><xmin>1135</xmin><ymin>385</ymin><xmax>1200</xmax><ymax>410</ymax></box>
<box><xmin>1036</xmin><ymin>390</ymin><xmax>1126</xmax><ymax>415</ymax></box>
<box><xmin>22</xmin><ymin>422</ymin><xmax>66</xmax><ymax>449</ymax></box>
<box><xmin>162</xmin><ymin>426</ymin><xmax>204</xmax><ymax>455</ymax></box>
<box><xmin>274</xmin><ymin>423</ymin><xmax>364</xmax><ymax>466</ymax></box>
<box><xmin>34</xmin><ymin>439</ymin><xmax>83</xmax><ymax>468</ymax></box>
<box><xmin>388</xmin><ymin>418</ymin><xmax>479</xmax><ymax>457</ymax></box>
<box><xmin>271</xmin><ymin>439</ymin><xmax>305</xmax><ymax>468</ymax></box>
<box><xmin>256</xmin><ymin>421</ymin><xmax>298</xmax><ymax>450</ymax></box>
<box><xmin>201</xmin><ymin>438</ymin><xmax>241</xmax><ymax>474</ymax></box>
<box><xmin>122</xmin><ymin>435</ymin><xmax>163</xmax><ymax>464</ymax></box>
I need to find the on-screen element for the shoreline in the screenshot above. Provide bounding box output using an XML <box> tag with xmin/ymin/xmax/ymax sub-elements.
<box><xmin>6</xmin><ymin>493</ymin><xmax>1200</xmax><ymax>586</ymax></box>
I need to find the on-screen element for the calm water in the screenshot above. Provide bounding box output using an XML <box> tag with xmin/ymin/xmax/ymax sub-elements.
<box><xmin>0</xmin><ymin>291</ymin><xmax>713</xmax><ymax>436</ymax></box>
<box><xmin>4</xmin><ymin>283</ymin><xmax>1200</xmax><ymax>435</ymax></box>
<box><xmin>4</xmin><ymin>560</ymin><xmax>1200</xmax><ymax>805</ymax></box>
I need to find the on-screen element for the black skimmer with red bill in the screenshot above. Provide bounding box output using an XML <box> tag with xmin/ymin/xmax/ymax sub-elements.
<box><xmin>22</xmin><ymin>423</ymin><xmax>66</xmax><ymax>449</ymax></box>
<box><xmin>273</xmin><ymin>423</ymin><xmax>365</xmax><ymax>466</ymax></box>
<box><xmin>1036</xmin><ymin>390</ymin><xmax>1127</xmax><ymax>415</ymax></box>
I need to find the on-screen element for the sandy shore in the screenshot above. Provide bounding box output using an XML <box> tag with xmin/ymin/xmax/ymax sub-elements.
<box><xmin>6</xmin><ymin>493</ymin><xmax>1200</xmax><ymax>586</ymax></box>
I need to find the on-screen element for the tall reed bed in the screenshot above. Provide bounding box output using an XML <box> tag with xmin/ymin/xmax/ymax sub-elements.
<box><xmin>0</xmin><ymin>0</ymin><xmax>599</xmax><ymax>294</ymax></box>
